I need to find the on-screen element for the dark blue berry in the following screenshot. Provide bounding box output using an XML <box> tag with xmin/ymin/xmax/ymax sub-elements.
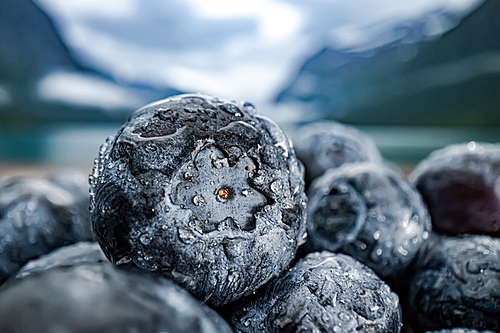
<box><xmin>0</xmin><ymin>171</ymin><xmax>93</xmax><ymax>284</ymax></box>
<box><xmin>306</xmin><ymin>162</ymin><xmax>431</xmax><ymax>278</ymax></box>
<box><xmin>410</xmin><ymin>233</ymin><xmax>500</xmax><ymax>332</ymax></box>
<box><xmin>0</xmin><ymin>246</ymin><xmax>233</xmax><ymax>333</ymax></box>
<box><xmin>293</xmin><ymin>122</ymin><xmax>382</xmax><ymax>185</ymax></box>
<box><xmin>230</xmin><ymin>251</ymin><xmax>402</xmax><ymax>332</ymax></box>
<box><xmin>90</xmin><ymin>94</ymin><xmax>307</xmax><ymax>306</ymax></box>
<box><xmin>409</xmin><ymin>142</ymin><xmax>500</xmax><ymax>236</ymax></box>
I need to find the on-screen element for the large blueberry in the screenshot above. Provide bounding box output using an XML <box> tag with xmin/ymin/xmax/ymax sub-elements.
<box><xmin>90</xmin><ymin>94</ymin><xmax>307</xmax><ymax>306</ymax></box>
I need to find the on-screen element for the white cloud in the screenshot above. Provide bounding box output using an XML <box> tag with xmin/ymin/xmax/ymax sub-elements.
<box><xmin>291</xmin><ymin>0</ymin><xmax>483</xmax><ymax>50</ymax></box>
<box><xmin>34</xmin><ymin>0</ymin><xmax>483</xmax><ymax>118</ymax></box>
<box><xmin>185</xmin><ymin>0</ymin><xmax>303</xmax><ymax>40</ymax></box>
<box><xmin>37</xmin><ymin>71</ymin><xmax>145</xmax><ymax>109</ymax></box>
<box><xmin>35</xmin><ymin>0</ymin><xmax>137</xmax><ymax>19</ymax></box>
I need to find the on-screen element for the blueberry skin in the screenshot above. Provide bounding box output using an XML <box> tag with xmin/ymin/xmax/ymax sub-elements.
<box><xmin>15</xmin><ymin>242</ymin><xmax>108</xmax><ymax>280</ymax></box>
<box><xmin>90</xmin><ymin>94</ymin><xmax>307</xmax><ymax>307</ymax></box>
<box><xmin>410</xmin><ymin>233</ymin><xmax>500</xmax><ymax>332</ymax></box>
<box><xmin>409</xmin><ymin>143</ymin><xmax>500</xmax><ymax>236</ymax></box>
<box><xmin>0</xmin><ymin>171</ymin><xmax>94</xmax><ymax>284</ymax></box>
<box><xmin>0</xmin><ymin>262</ymin><xmax>233</xmax><ymax>333</ymax></box>
<box><xmin>306</xmin><ymin>162</ymin><xmax>431</xmax><ymax>278</ymax></box>
<box><xmin>293</xmin><ymin>122</ymin><xmax>382</xmax><ymax>185</ymax></box>
<box><xmin>230</xmin><ymin>251</ymin><xmax>402</xmax><ymax>333</ymax></box>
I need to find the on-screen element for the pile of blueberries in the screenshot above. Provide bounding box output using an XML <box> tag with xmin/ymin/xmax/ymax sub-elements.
<box><xmin>0</xmin><ymin>94</ymin><xmax>499</xmax><ymax>333</ymax></box>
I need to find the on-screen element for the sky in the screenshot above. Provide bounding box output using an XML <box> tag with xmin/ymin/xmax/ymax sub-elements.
<box><xmin>34</xmin><ymin>0</ymin><xmax>483</xmax><ymax>121</ymax></box>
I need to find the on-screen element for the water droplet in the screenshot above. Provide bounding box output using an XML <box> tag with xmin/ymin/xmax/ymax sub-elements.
<box><xmin>241</xmin><ymin>189</ymin><xmax>250</xmax><ymax>197</ymax></box>
<box><xmin>184</xmin><ymin>172</ymin><xmax>193</xmax><ymax>179</ymax></box>
<box><xmin>373</xmin><ymin>231</ymin><xmax>380</xmax><ymax>240</ymax></box>
<box><xmin>192</xmin><ymin>195</ymin><xmax>206</xmax><ymax>206</ymax></box>
<box><xmin>26</xmin><ymin>200</ymin><xmax>36</xmax><ymax>211</ymax></box>
<box><xmin>423</xmin><ymin>231</ymin><xmax>429</xmax><ymax>239</ymax></box>
<box><xmin>467</xmin><ymin>141</ymin><xmax>476</xmax><ymax>150</ymax></box>
<box><xmin>376</xmin><ymin>249</ymin><xmax>383</xmax><ymax>256</ymax></box>
<box><xmin>220</xmin><ymin>103</ymin><xmax>242</xmax><ymax>116</ymax></box>
<box><xmin>338</xmin><ymin>312</ymin><xmax>351</xmax><ymax>322</ymax></box>
<box><xmin>467</xmin><ymin>259</ymin><xmax>488</xmax><ymax>274</ymax></box>
<box><xmin>140</xmin><ymin>234</ymin><xmax>152</xmax><ymax>245</ymax></box>
<box><xmin>370</xmin><ymin>305</ymin><xmax>379</xmax><ymax>311</ymax></box>
<box><xmin>242</xmin><ymin>101</ymin><xmax>257</xmax><ymax>115</ymax></box>
<box><xmin>178</xmin><ymin>229</ymin><xmax>196</xmax><ymax>244</ymax></box>
<box><xmin>397</xmin><ymin>246</ymin><xmax>408</xmax><ymax>256</ymax></box>
<box><xmin>253</xmin><ymin>175</ymin><xmax>265</xmax><ymax>186</ymax></box>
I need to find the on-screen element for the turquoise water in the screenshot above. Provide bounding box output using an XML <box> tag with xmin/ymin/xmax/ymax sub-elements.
<box><xmin>1</xmin><ymin>125</ymin><xmax>499</xmax><ymax>167</ymax></box>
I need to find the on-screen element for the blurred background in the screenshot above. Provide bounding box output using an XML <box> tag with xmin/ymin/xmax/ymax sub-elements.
<box><xmin>1</xmin><ymin>0</ymin><xmax>500</xmax><ymax>175</ymax></box>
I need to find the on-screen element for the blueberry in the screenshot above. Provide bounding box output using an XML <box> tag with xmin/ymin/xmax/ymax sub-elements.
<box><xmin>229</xmin><ymin>251</ymin><xmax>402</xmax><ymax>332</ymax></box>
<box><xmin>409</xmin><ymin>142</ymin><xmax>500</xmax><ymax>236</ymax></box>
<box><xmin>409</xmin><ymin>233</ymin><xmax>500</xmax><ymax>332</ymax></box>
<box><xmin>90</xmin><ymin>94</ymin><xmax>307</xmax><ymax>306</ymax></box>
<box><xmin>0</xmin><ymin>171</ymin><xmax>94</xmax><ymax>284</ymax></box>
<box><xmin>293</xmin><ymin>122</ymin><xmax>382</xmax><ymax>185</ymax></box>
<box><xmin>0</xmin><ymin>262</ymin><xmax>233</xmax><ymax>333</ymax></box>
<box><xmin>306</xmin><ymin>162</ymin><xmax>432</xmax><ymax>278</ymax></box>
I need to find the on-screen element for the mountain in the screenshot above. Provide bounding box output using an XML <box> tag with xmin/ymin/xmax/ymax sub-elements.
<box><xmin>0</xmin><ymin>0</ymin><xmax>181</xmax><ymax>127</ymax></box>
<box><xmin>276</xmin><ymin>0</ymin><xmax>500</xmax><ymax>127</ymax></box>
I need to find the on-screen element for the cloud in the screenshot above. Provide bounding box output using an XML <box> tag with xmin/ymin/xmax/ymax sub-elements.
<box><xmin>37</xmin><ymin>71</ymin><xmax>145</xmax><ymax>109</ymax></box>
<box><xmin>34</xmin><ymin>0</ymin><xmax>483</xmax><ymax>116</ymax></box>
<box><xmin>36</xmin><ymin>0</ymin><xmax>137</xmax><ymax>19</ymax></box>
